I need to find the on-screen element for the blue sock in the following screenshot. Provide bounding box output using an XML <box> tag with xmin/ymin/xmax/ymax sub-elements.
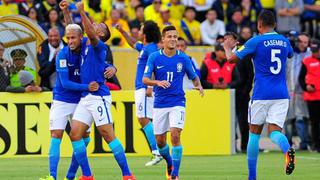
<box><xmin>109</xmin><ymin>138</ymin><xmax>131</xmax><ymax>176</ymax></box>
<box><xmin>72</xmin><ymin>139</ymin><xmax>92</xmax><ymax>177</ymax></box>
<box><xmin>247</xmin><ymin>133</ymin><xmax>260</xmax><ymax>180</ymax></box>
<box><xmin>49</xmin><ymin>138</ymin><xmax>61</xmax><ymax>180</ymax></box>
<box><xmin>66</xmin><ymin>137</ymin><xmax>91</xmax><ymax>179</ymax></box>
<box><xmin>171</xmin><ymin>145</ymin><xmax>183</xmax><ymax>177</ymax></box>
<box><xmin>142</xmin><ymin>122</ymin><xmax>158</xmax><ymax>152</ymax></box>
<box><xmin>270</xmin><ymin>131</ymin><xmax>290</xmax><ymax>153</ymax></box>
<box><xmin>159</xmin><ymin>144</ymin><xmax>172</xmax><ymax>168</ymax></box>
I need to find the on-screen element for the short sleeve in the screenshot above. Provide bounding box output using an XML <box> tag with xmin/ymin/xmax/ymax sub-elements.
<box><xmin>143</xmin><ymin>53</ymin><xmax>156</xmax><ymax>78</ymax></box>
<box><xmin>234</xmin><ymin>37</ymin><xmax>258</xmax><ymax>60</ymax></box>
<box><xmin>56</xmin><ymin>49</ymin><xmax>68</xmax><ymax>72</ymax></box>
<box><xmin>134</xmin><ymin>42</ymin><xmax>144</xmax><ymax>52</ymax></box>
<box><xmin>185</xmin><ymin>56</ymin><xmax>197</xmax><ymax>80</ymax></box>
<box><xmin>287</xmin><ymin>40</ymin><xmax>294</xmax><ymax>58</ymax></box>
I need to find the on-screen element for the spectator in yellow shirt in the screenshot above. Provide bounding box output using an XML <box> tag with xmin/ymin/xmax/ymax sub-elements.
<box><xmin>144</xmin><ymin>0</ymin><xmax>162</xmax><ymax>22</ymax></box>
<box><xmin>105</xmin><ymin>9</ymin><xmax>131</xmax><ymax>47</ymax></box>
<box><xmin>167</xmin><ymin>0</ymin><xmax>185</xmax><ymax>20</ymax></box>
<box><xmin>0</xmin><ymin>0</ymin><xmax>19</xmax><ymax>17</ymax></box>
<box><xmin>157</xmin><ymin>6</ymin><xmax>182</xmax><ymax>35</ymax></box>
<box><xmin>180</xmin><ymin>6</ymin><xmax>201</xmax><ymax>45</ymax></box>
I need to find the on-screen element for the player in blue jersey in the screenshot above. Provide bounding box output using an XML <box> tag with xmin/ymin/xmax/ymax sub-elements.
<box><xmin>66</xmin><ymin>2</ymin><xmax>135</xmax><ymax>180</ymax></box>
<box><xmin>143</xmin><ymin>26</ymin><xmax>204</xmax><ymax>180</ymax></box>
<box><xmin>223</xmin><ymin>10</ymin><xmax>295</xmax><ymax>180</ymax></box>
<box><xmin>39</xmin><ymin>24</ymin><xmax>102</xmax><ymax>180</ymax></box>
<box><xmin>116</xmin><ymin>20</ymin><xmax>164</xmax><ymax>166</ymax></box>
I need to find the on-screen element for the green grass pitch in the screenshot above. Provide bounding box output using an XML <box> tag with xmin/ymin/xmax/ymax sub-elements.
<box><xmin>0</xmin><ymin>151</ymin><xmax>319</xmax><ymax>180</ymax></box>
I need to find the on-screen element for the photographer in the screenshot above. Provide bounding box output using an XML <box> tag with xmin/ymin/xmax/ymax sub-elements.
<box><xmin>0</xmin><ymin>42</ymin><xmax>10</xmax><ymax>91</ymax></box>
<box><xmin>9</xmin><ymin>48</ymin><xmax>36</xmax><ymax>88</ymax></box>
<box><xmin>200</xmin><ymin>44</ymin><xmax>239</xmax><ymax>89</ymax></box>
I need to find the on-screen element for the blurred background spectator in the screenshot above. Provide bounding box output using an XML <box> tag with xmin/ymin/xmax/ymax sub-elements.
<box><xmin>144</xmin><ymin>0</ymin><xmax>161</xmax><ymax>22</ymax></box>
<box><xmin>200</xmin><ymin>44</ymin><xmax>239</xmax><ymax>89</ymax></box>
<box><xmin>180</xmin><ymin>6</ymin><xmax>201</xmax><ymax>45</ymax></box>
<box><xmin>0</xmin><ymin>0</ymin><xmax>19</xmax><ymax>17</ymax></box>
<box><xmin>168</xmin><ymin>0</ymin><xmax>185</xmax><ymax>20</ymax></box>
<box><xmin>129</xmin><ymin>4</ymin><xmax>145</xmax><ymax>29</ymax></box>
<box><xmin>212</xmin><ymin>0</ymin><xmax>235</xmax><ymax>24</ymax></box>
<box><xmin>182</xmin><ymin>0</ymin><xmax>215</xmax><ymax>22</ymax></box>
<box><xmin>275</xmin><ymin>0</ymin><xmax>304</xmax><ymax>34</ymax></box>
<box><xmin>200</xmin><ymin>9</ymin><xmax>225</xmax><ymax>46</ymax></box>
<box><xmin>37</xmin><ymin>27</ymin><xmax>65</xmax><ymax>90</ymax></box>
<box><xmin>0</xmin><ymin>42</ymin><xmax>10</xmax><ymax>92</ymax></box>
<box><xmin>299</xmin><ymin>39</ymin><xmax>320</xmax><ymax>153</ymax></box>
<box><xmin>8</xmin><ymin>48</ymin><xmax>36</xmax><ymax>88</ymax></box>
<box><xmin>303</xmin><ymin>0</ymin><xmax>320</xmax><ymax>38</ymax></box>
<box><xmin>106</xmin><ymin>9</ymin><xmax>130</xmax><ymax>47</ymax></box>
<box><xmin>285</xmin><ymin>33</ymin><xmax>311</xmax><ymax>150</ymax></box>
<box><xmin>6</xmin><ymin>70</ymin><xmax>49</xmax><ymax>92</ymax></box>
<box><xmin>40</xmin><ymin>8</ymin><xmax>65</xmax><ymax>36</ymax></box>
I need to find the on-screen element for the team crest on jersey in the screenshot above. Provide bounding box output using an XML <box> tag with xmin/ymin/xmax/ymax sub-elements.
<box><xmin>60</xmin><ymin>59</ymin><xmax>67</xmax><ymax>68</ymax></box>
<box><xmin>177</xmin><ymin>63</ymin><xmax>183</xmax><ymax>72</ymax></box>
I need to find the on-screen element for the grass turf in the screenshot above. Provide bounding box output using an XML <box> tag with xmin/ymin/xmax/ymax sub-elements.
<box><xmin>0</xmin><ymin>151</ymin><xmax>319</xmax><ymax>180</ymax></box>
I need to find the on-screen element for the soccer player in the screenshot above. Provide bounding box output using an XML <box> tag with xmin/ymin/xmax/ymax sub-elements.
<box><xmin>116</xmin><ymin>20</ymin><xmax>163</xmax><ymax>166</ymax></box>
<box><xmin>39</xmin><ymin>24</ymin><xmax>101</xmax><ymax>180</ymax></box>
<box><xmin>143</xmin><ymin>25</ymin><xmax>204</xmax><ymax>180</ymax></box>
<box><xmin>67</xmin><ymin>2</ymin><xmax>135</xmax><ymax>180</ymax></box>
<box><xmin>223</xmin><ymin>10</ymin><xmax>295</xmax><ymax>180</ymax></box>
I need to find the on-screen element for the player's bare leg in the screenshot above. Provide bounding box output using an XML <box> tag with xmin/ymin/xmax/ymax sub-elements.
<box><xmin>268</xmin><ymin>124</ymin><xmax>295</xmax><ymax>175</ymax></box>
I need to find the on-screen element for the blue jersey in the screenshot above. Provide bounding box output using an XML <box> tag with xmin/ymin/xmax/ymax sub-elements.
<box><xmin>235</xmin><ymin>32</ymin><xmax>294</xmax><ymax>100</ymax></box>
<box><xmin>80</xmin><ymin>40</ymin><xmax>110</xmax><ymax>97</ymax></box>
<box><xmin>53</xmin><ymin>43</ymin><xmax>88</xmax><ymax>103</ymax></box>
<box><xmin>135</xmin><ymin>42</ymin><xmax>158</xmax><ymax>89</ymax></box>
<box><xmin>144</xmin><ymin>50</ymin><xmax>197</xmax><ymax>108</ymax></box>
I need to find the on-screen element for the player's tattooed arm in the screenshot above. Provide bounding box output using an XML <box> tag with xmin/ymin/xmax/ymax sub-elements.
<box><xmin>59</xmin><ymin>0</ymin><xmax>73</xmax><ymax>25</ymax></box>
<box><xmin>192</xmin><ymin>76</ymin><xmax>204</xmax><ymax>97</ymax></box>
<box><xmin>76</xmin><ymin>2</ymin><xmax>99</xmax><ymax>46</ymax></box>
<box><xmin>115</xmin><ymin>24</ymin><xmax>137</xmax><ymax>48</ymax></box>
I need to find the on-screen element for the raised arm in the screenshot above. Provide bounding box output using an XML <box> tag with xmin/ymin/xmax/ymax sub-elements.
<box><xmin>76</xmin><ymin>2</ymin><xmax>99</xmax><ymax>46</ymax></box>
<box><xmin>115</xmin><ymin>24</ymin><xmax>137</xmax><ymax>48</ymax></box>
<box><xmin>59</xmin><ymin>0</ymin><xmax>73</xmax><ymax>25</ymax></box>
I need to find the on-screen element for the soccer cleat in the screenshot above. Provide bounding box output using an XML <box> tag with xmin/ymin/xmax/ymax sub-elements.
<box><xmin>145</xmin><ymin>154</ymin><xmax>163</xmax><ymax>166</ymax></box>
<box><xmin>122</xmin><ymin>174</ymin><xmax>136</xmax><ymax>180</ymax></box>
<box><xmin>171</xmin><ymin>175</ymin><xmax>179</xmax><ymax>180</ymax></box>
<box><xmin>78</xmin><ymin>175</ymin><xmax>94</xmax><ymax>180</ymax></box>
<box><xmin>166</xmin><ymin>165</ymin><xmax>173</xmax><ymax>180</ymax></box>
<box><xmin>39</xmin><ymin>175</ymin><xmax>55</xmax><ymax>180</ymax></box>
<box><xmin>285</xmin><ymin>147</ymin><xmax>296</xmax><ymax>175</ymax></box>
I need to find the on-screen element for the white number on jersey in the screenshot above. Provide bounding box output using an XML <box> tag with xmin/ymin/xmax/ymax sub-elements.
<box><xmin>270</xmin><ymin>49</ymin><xmax>281</xmax><ymax>74</ymax></box>
<box><xmin>166</xmin><ymin>72</ymin><xmax>173</xmax><ymax>82</ymax></box>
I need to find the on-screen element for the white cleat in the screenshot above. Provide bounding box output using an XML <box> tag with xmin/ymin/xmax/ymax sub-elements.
<box><xmin>145</xmin><ymin>154</ymin><xmax>163</xmax><ymax>166</ymax></box>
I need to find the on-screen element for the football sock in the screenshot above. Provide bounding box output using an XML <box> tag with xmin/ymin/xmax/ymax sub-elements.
<box><xmin>247</xmin><ymin>133</ymin><xmax>260</xmax><ymax>180</ymax></box>
<box><xmin>159</xmin><ymin>144</ymin><xmax>173</xmax><ymax>168</ymax></box>
<box><xmin>142</xmin><ymin>122</ymin><xmax>159</xmax><ymax>153</ymax></box>
<box><xmin>171</xmin><ymin>145</ymin><xmax>183</xmax><ymax>177</ymax></box>
<box><xmin>71</xmin><ymin>139</ymin><xmax>92</xmax><ymax>177</ymax></box>
<box><xmin>66</xmin><ymin>137</ymin><xmax>91</xmax><ymax>179</ymax></box>
<box><xmin>49</xmin><ymin>138</ymin><xmax>61</xmax><ymax>180</ymax></box>
<box><xmin>108</xmin><ymin>138</ymin><xmax>131</xmax><ymax>176</ymax></box>
<box><xmin>270</xmin><ymin>131</ymin><xmax>290</xmax><ymax>153</ymax></box>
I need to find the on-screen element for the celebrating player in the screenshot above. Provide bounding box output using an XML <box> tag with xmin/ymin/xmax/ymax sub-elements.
<box><xmin>116</xmin><ymin>20</ymin><xmax>164</xmax><ymax>166</ymax></box>
<box><xmin>39</xmin><ymin>23</ymin><xmax>100</xmax><ymax>180</ymax></box>
<box><xmin>223</xmin><ymin>10</ymin><xmax>295</xmax><ymax>180</ymax></box>
<box><xmin>66</xmin><ymin>2</ymin><xmax>135</xmax><ymax>180</ymax></box>
<box><xmin>143</xmin><ymin>25</ymin><xmax>204</xmax><ymax>180</ymax></box>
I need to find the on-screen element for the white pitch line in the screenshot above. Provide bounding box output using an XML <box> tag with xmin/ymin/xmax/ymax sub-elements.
<box><xmin>297</xmin><ymin>156</ymin><xmax>320</xmax><ymax>160</ymax></box>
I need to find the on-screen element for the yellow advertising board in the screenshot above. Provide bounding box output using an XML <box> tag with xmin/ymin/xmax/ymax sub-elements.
<box><xmin>0</xmin><ymin>90</ymin><xmax>235</xmax><ymax>158</ymax></box>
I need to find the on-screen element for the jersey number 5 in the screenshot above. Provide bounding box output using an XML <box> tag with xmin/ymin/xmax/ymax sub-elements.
<box><xmin>270</xmin><ymin>49</ymin><xmax>281</xmax><ymax>74</ymax></box>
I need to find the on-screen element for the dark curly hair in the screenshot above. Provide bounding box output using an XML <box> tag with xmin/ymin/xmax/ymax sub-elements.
<box><xmin>143</xmin><ymin>20</ymin><xmax>161</xmax><ymax>44</ymax></box>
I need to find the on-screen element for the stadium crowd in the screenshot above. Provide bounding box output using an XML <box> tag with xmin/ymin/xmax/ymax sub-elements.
<box><xmin>0</xmin><ymin>0</ymin><xmax>320</xmax><ymax>153</ymax></box>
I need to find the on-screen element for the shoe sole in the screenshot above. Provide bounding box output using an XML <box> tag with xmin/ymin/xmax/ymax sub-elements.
<box><xmin>286</xmin><ymin>148</ymin><xmax>295</xmax><ymax>175</ymax></box>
